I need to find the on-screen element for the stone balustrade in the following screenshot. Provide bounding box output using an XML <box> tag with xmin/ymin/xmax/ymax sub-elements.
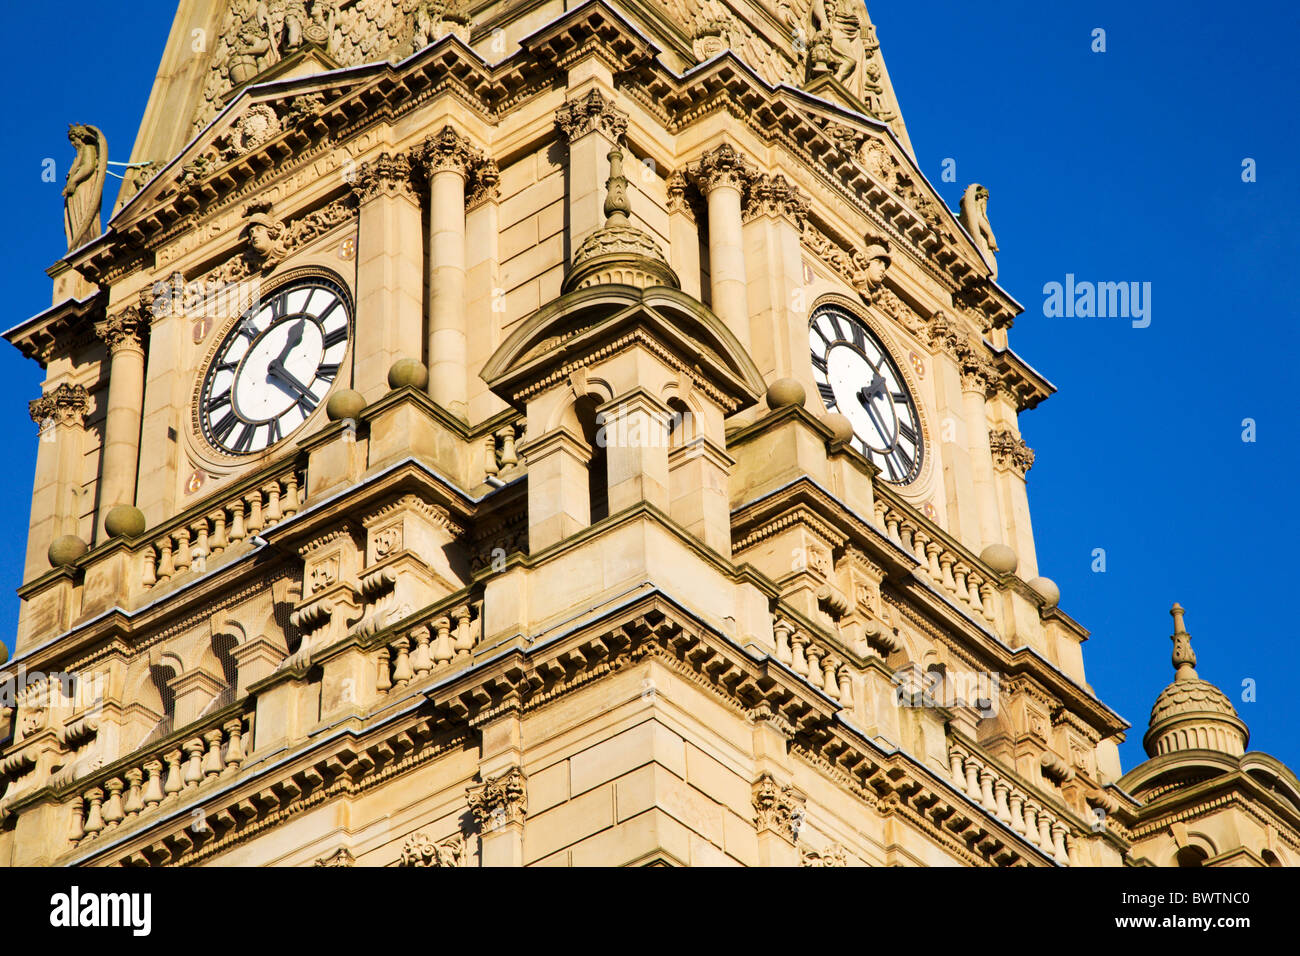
<box><xmin>771</xmin><ymin>617</ymin><xmax>854</xmax><ymax>707</ymax></box>
<box><xmin>482</xmin><ymin>419</ymin><xmax>526</xmax><ymax>483</ymax></box>
<box><xmin>874</xmin><ymin>496</ymin><xmax>998</xmax><ymax>625</ymax></box>
<box><xmin>376</xmin><ymin>594</ymin><xmax>482</xmax><ymax>693</ymax></box>
<box><xmin>947</xmin><ymin>742</ymin><xmax>1076</xmax><ymax>865</ymax></box>
<box><xmin>142</xmin><ymin>467</ymin><xmax>304</xmax><ymax>589</ymax></box>
<box><xmin>66</xmin><ymin>708</ymin><xmax>252</xmax><ymax>851</ymax></box>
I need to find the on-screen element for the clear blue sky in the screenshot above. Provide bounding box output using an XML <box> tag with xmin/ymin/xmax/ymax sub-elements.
<box><xmin>1</xmin><ymin>2</ymin><xmax>1296</xmax><ymax>776</ymax></box>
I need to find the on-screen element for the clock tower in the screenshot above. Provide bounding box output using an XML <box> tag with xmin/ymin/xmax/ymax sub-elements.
<box><xmin>2</xmin><ymin>0</ymin><xmax>1296</xmax><ymax>868</ymax></box>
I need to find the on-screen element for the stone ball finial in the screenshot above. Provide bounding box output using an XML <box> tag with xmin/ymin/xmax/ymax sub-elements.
<box><xmin>766</xmin><ymin>378</ymin><xmax>806</xmax><ymax>410</ymax></box>
<box><xmin>823</xmin><ymin>413</ymin><xmax>854</xmax><ymax>443</ymax></box>
<box><xmin>104</xmin><ymin>505</ymin><xmax>147</xmax><ymax>539</ymax></box>
<box><xmin>1028</xmin><ymin>576</ymin><xmax>1060</xmax><ymax>607</ymax></box>
<box><xmin>326</xmin><ymin>389</ymin><xmax>366</xmax><ymax>422</ymax></box>
<box><xmin>388</xmin><ymin>358</ymin><xmax>429</xmax><ymax>391</ymax></box>
<box><xmin>48</xmin><ymin>534</ymin><xmax>89</xmax><ymax>567</ymax></box>
<box><xmin>980</xmin><ymin>543</ymin><xmax>1018</xmax><ymax>575</ymax></box>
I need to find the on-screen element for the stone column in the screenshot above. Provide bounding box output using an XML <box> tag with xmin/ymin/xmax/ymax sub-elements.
<box><xmin>465</xmin><ymin>158</ymin><xmax>504</xmax><ymax>422</ymax></box>
<box><xmin>26</xmin><ymin>382</ymin><xmax>90</xmax><ymax>569</ymax></box>
<box><xmin>987</xmin><ymin>402</ymin><xmax>1039</xmax><ymax>578</ymax></box>
<box><xmin>666</xmin><ymin>172</ymin><xmax>702</xmax><ymax>300</ymax></box>
<box><xmin>351</xmin><ymin>152</ymin><xmax>423</xmax><ymax>401</ymax></box>
<box><xmin>94</xmin><ymin>306</ymin><xmax>148</xmax><ymax>536</ymax></box>
<box><xmin>924</xmin><ymin>315</ymin><xmax>980</xmax><ymax>548</ymax></box>
<box><xmin>689</xmin><ymin>144</ymin><xmax>753</xmax><ymax>349</ymax></box>
<box><xmin>556</xmin><ymin>89</ymin><xmax>628</xmax><ymax>252</ymax></box>
<box><xmin>518</xmin><ymin>429</ymin><xmax>592</xmax><ymax>552</ymax></box>
<box><xmin>742</xmin><ymin>172</ymin><xmax>808</xmax><ymax>383</ymax></box>
<box><xmin>421</xmin><ymin>127</ymin><xmax>477</xmax><ymax>418</ymax></box>
<box><xmin>957</xmin><ymin>343</ymin><xmax>1003</xmax><ymax>552</ymax></box>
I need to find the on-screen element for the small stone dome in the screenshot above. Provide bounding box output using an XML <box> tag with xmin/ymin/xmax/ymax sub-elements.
<box><xmin>1143</xmin><ymin>604</ymin><xmax>1249</xmax><ymax>758</ymax></box>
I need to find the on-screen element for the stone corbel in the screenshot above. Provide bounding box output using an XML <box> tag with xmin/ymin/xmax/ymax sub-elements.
<box><xmin>554</xmin><ymin>89</ymin><xmax>628</xmax><ymax>143</ymax></box>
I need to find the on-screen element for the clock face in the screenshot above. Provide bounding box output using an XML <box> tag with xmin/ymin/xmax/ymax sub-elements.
<box><xmin>810</xmin><ymin>307</ymin><xmax>923</xmax><ymax>483</ymax></box>
<box><xmin>200</xmin><ymin>276</ymin><xmax>351</xmax><ymax>456</ymax></box>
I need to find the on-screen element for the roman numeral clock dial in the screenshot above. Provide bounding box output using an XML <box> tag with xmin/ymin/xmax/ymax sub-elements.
<box><xmin>810</xmin><ymin>307</ymin><xmax>923</xmax><ymax>483</ymax></box>
<box><xmin>200</xmin><ymin>277</ymin><xmax>351</xmax><ymax>456</ymax></box>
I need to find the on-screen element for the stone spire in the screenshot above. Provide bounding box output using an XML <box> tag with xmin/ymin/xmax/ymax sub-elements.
<box><xmin>561</xmin><ymin>144</ymin><xmax>679</xmax><ymax>293</ymax></box>
<box><xmin>1143</xmin><ymin>604</ymin><xmax>1249</xmax><ymax>758</ymax></box>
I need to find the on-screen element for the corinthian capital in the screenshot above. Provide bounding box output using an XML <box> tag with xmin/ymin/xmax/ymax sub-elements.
<box><xmin>466</xmin><ymin>158</ymin><xmax>500</xmax><ymax>209</ymax></box>
<box><xmin>956</xmin><ymin>340</ymin><xmax>997</xmax><ymax>395</ymax></box>
<box><xmin>743</xmin><ymin>173</ymin><xmax>809</xmax><ymax>226</ymax></box>
<box><xmin>351</xmin><ymin>151</ymin><xmax>418</xmax><ymax>202</ymax></box>
<box><xmin>29</xmin><ymin>383</ymin><xmax>90</xmax><ymax>429</ymax></box>
<box><xmin>95</xmin><ymin>306</ymin><xmax>147</xmax><ymax>354</ymax></box>
<box><xmin>419</xmin><ymin>125</ymin><xmax>479</xmax><ymax>177</ymax></box>
<box><xmin>466</xmin><ymin>766</ymin><xmax>527</xmax><ymax>830</ymax></box>
<box><xmin>554</xmin><ymin>89</ymin><xmax>628</xmax><ymax>142</ymax></box>
<box><xmin>688</xmin><ymin>143</ymin><xmax>755</xmax><ymax>195</ymax></box>
<box><xmin>988</xmin><ymin>427</ymin><xmax>1035</xmax><ymax>476</ymax></box>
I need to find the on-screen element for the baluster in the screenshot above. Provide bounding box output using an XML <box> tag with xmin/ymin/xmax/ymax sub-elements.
<box><xmin>283</xmin><ymin>471</ymin><xmax>301</xmax><ymax>517</ymax></box>
<box><xmin>123</xmin><ymin>768</ymin><xmax>144</xmax><ymax>818</ymax></box>
<box><xmin>837</xmin><ymin>666</ymin><xmax>854</xmax><ymax>706</ymax></box>
<box><xmin>484</xmin><ymin>435</ymin><xmax>499</xmax><ymax>478</ymax></box>
<box><xmin>245</xmin><ymin>492</ymin><xmax>265</xmax><ymax>535</ymax></box>
<box><xmin>410</xmin><ymin>625</ymin><xmax>432</xmax><ymax>677</ymax></box>
<box><xmin>452</xmin><ymin>605</ymin><xmax>473</xmax><ymax>656</ymax></box>
<box><xmin>497</xmin><ymin>426</ymin><xmax>518</xmax><ymax>467</ymax></box>
<box><xmin>224</xmin><ymin>719</ymin><xmax>245</xmax><ymax>770</ymax></box>
<box><xmin>912</xmin><ymin>530</ymin><xmax>930</xmax><ymax>570</ymax></box>
<box><xmin>953</xmin><ymin>565</ymin><xmax>971</xmax><ymax>605</ymax></box>
<box><xmin>872</xmin><ymin>499</ymin><xmax>887</xmax><ymax>532</ymax></box>
<box><xmin>773</xmin><ymin>619</ymin><xmax>794</xmax><ymax>666</ymax></box>
<box><xmin>885</xmin><ymin>510</ymin><xmax>901</xmax><ymax>542</ymax></box>
<box><xmin>202</xmin><ymin>729</ymin><xmax>225</xmax><ymax>779</ymax></box>
<box><xmin>228</xmin><ymin>500</ymin><xmax>246</xmax><ymax>544</ymax></box>
<box><xmin>994</xmin><ymin>781</ymin><xmax>1012</xmax><ymax>824</ymax></box>
<box><xmin>174</xmin><ymin>528</ymin><xmax>192</xmax><ymax>572</ymax></box>
<box><xmin>69</xmin><ymin>796</ymin><xmax>85</xmax><ymax>844</ymax></box>
<box><xmin>899</xmin><ymin>522</ymin><xmax>916</xmax><ymax>555</ymax></box>
<box><xmin>964</xmin><ymin>757</ymin><xmax>980</xmax><ymax>798</ymax></box>
<box><xmin>192</xmin><ymin>519</ymin><xmax>209</xmax><ymax>572</ymax></box>
<box><xmin>1038</xmin><ymin>812</ymin><xmax>1053</xmax><ymax>852</ymax></box>
<box><xmin>805</xmin><ymin>643</ymin><xmax>825</xmax><ymax>690</ymax></box>
<box><xmin>432</xmin><ymin>617</ymin><xmax>454</xmax><ymax>667</ymax></box>
<box><xmin>182</xmin><ymin>738</ymin><xmax>205</xmax><ymax>789</ymax></box>
<box><xmin>83</xmin><ymin>787</ymin><xmax>105</xmax><ymax>837</ymax></box>
<box><xmin>926</xmin><ymin>542</ymin><xmax>943</xmax><ymax>579</ymax></box>
<box><xmin>102</xmin><ymin>778</ymin><xmax>125</xmax><ymax>828</ymax></box>
<box><xmin>979</xmin><ymin>768</ymin><xmax>997</xmax><ymax>813</ymax></box>
<box><xmin>822</xmin><ymin>655</ymin><xmax>841</xmax><ymax>700</ymax></box>
<box><xmin>142</xmin><ymin>758</ymin><xmax>165</xmax><ymax>809</ymax></box>
<box><xmin>950</xmin><ymin>751</ymin><xmax>966</xmax><ymax>791</ymax></box>
<box><xmin>264</xmin><ymin>482</ymin><xmax>283</xmax><ymax>526</ymax></box>
<box><xmin>790</xmin><ymin>631</ymin><xmax>810</xmax><ymax>677</ymax></box>
<box><xmin>375</xmin><ymin>648</ymin><xmax>392</xmax><ymax>692</ymax></box>
<box><xmin>209</xmin><ymin>510</ymin><xmax>228</xmax><ymax>554</ymax></box>
<box><xmin>1023</xmin><ymin>803</ymin><xmax>1041</xmax><ymax>846</ymax></box>
<box><xmin>163</xmin><ymin>749</ymin><xmax>184</xmax><ymax>800</ymax></box>
<box><xmin>939</xmin><ymin>554</ymin><xmax>956</xmax><ymax>593</ymax></box>
<box><xmin>390</xmin><ymin>637</ymin><xmax>413</xmax><ymax>685</ymax></box>
<box><xmin>142</xmin><ymin>546</ymin><xmax>158</xmax><ymax>588</ymax></box>
<box><xmin>1009</xmin><ymin>793</ymin><xmax>1027</xmax><ymax>835</ymax></box>
<box><xmin>965</xmin><ymin>570</ymin><xmax>983</xmax><ymax>609</ymax></box>
<box><xmin>1051</xmin><ymin>823</ymin><xmax>1069</xmax><ymax>864</ymax></box>
<box><xmin>157</xmin><ymin>538</ymin><xmax>175</xmax><ymax>581</ymax></box>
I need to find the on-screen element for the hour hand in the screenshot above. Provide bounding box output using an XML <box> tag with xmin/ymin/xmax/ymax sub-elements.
<box><xmin>267</xmin><ymin>361</ymin><xmax>315</xmax><ymax>403</ymax></box>
<box><xmin>272</xmin><ymin>319</ymin><xmax>305</xmax><ymax>368</ymax></box>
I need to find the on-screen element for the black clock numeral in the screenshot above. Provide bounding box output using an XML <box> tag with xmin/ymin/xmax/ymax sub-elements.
<box><xmin>891</xmin><ymin>390</ymin><xmax>909</xmax><ymax>404</ymax></box>
<box><xmin>316</xmin><ymin>363</ymin><xmax>339</xmax><ymax>384</ymax></box>
<box><xmin>817</xmin><ymin>382</ymin><xmax>836</xmax><ymax>407</ymax></box>
<box><xmin>898</xmin><ymin>422</ymin><xmax>918</xmax><ymax>446</ymax></box>
<box><xmin>890</xmin><ymin>446</ymin><xmax>915</xmax><ymax>479</ymax></box>
<box><xmin>231</xmin><ymin>423</ymin><xmax>257</xmax><ymax>454</ymax></box>
<box><xmin>212</xmin><ymin>411</ymin><xmax>240</xmax><ymax>444</ymax></box>
<box><xmin>296</xmin><ymin>392</ymin><xmax>319</xmax><ymax>415</ymax></box>
<box><xmin>206</xmin><ymin>389</ymin><xmax>232</xmax><ymax>415</ymax></box>
<box><xmin>881</xmin><ymin>453</ymin><xmax>901</xmax><ymax>481</ymax></box>
<box><xmin>269</xmin><ymin>293</ymin><xmax>286</xmax><ymax>320</ymax></box>
<box><xmin>826</xmin><ymin>313</ymin><xmax>847</xmax><ymax>343</ymax></box>
<box><xmin>266</xmin><ymin>418</ymin><xmax>283</xmax><ymax>445</ymax></box>
<box><xmin>850</xmin><ymin>321</ymin><xmax>866</xmax><ymax>350</ymax></box>
<box><xmin>811</xmin><ymin>352</ymin><xmax>829</xmax><ymax>375</ymax></box>
<box><xmin>300</xmin><ymin>288</ymin><xmax>316</xmax><ymax>317</ymax></box>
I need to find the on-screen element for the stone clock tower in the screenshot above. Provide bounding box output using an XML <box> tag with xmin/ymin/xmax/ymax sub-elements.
<box><xmin>2</xmin><ymin>0</ymin><xmax>1296</xmax><ymax>867</ymax></box>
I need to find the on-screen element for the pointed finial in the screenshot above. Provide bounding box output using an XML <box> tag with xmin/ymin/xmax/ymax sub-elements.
<box><xmin>1170</xmin><ymin>602</ymin><xmax>1198</xmax><ymax>681</ymax></box>
<box><xmin>603</xmin><ymin>145</ymin><xmax>631</xmax><ymax>226</ymax></box>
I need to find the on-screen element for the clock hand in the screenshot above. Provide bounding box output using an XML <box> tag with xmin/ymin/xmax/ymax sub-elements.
<box><xmin>270</xmin><ymin>319</ymin><xmax>306</xmax><ymax>370</ymax></box>
<box><xmin>266</xmin><ymin>362</ymin><xmax>317</xmax><ymax>402</ymax></box>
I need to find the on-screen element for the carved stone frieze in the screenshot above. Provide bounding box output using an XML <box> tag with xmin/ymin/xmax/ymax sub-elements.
<box><xmin>29</xmin><ymin>384</ymin><xmax>90</xmax><ymax>429</ymax></box>
<box><xmin>466</xmin><ymin>767</ymin><xmax>527</xmax><ymax>830</ymax></box>
<box><xmin>988</xmin><ymin>428</ymin><xmax>1035</xmax><ymax>476</ymax></box>
<box><xmin>352</xmin><ymin>151</ymin><xmax>418</xmax><ymax>203</ymax></box>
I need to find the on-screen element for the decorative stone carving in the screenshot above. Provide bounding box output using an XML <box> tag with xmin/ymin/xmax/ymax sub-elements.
<box><xmin>466</xmin><ymin>767</ymin><xmax>527</xmax><ymax>830</ymax></box>
<box><xmin>117</xmin><ymin>160</ymin><xmax>161</xmax><ymax>209</ymax></box>
<box><xmin>29</xmin><ymin>384</ymin><xmax>90</xmax><ymax>430</ymax></box>
<box><xmin>466</xmin><ymin>158</ymin><xmax>500</xmax><ymax>209</ymax></box>
<box><xmin>285</xmin><ymin>92</ymin><xmax>326</xmax><ymax>125</ymax></box>
<box><xmin>960</xmin><ymin>184</ymin><xmax>999</xmax><ymax>279</ymax></box>
<box><xmin>94</xmin><ymin>306</ymin><xmax>147</xmax><ymax>355</ymax></box>
<box><xmin>752</xmin><ymin>772</ymin><xmax>806</xmax><ymax>843</ymax></box>
<box><xmin>304</xmin><ymin>0</ymin><xmax>338</xmax><ymax>47</ymax></box>
<box><xmin>742</xmin><ymin>173</ymin><xmax>808</xmax><ymax>226</ymax></box>
<box><xmin>352</xmin><ymin>151</ymin><xmax>417</xmax><ymax>203</ymax></box>
<box><xmin>242</xmin><ymin>200</ymin><xmax>290</xmax><ymax>268</ymax></box>
<box><xmin>398</xmin><ymin>831</ymin><xmax>465</xmax><ymax>866</ymax></box>
<box><xmin>228</xmin><ymin>19</ymin><xmax>274</xmax><ymax>86</ymax></box>
<box><xmin>231</xmin><ymin>104</ymin><xmax>283</xmax><ymax>154</ymax></box>
<box><xmin>419</xmin><ymin>125</ymin><xmax>477</xmax><ymax>176</ymax></box>
<box><xmin>554</xmin><ymin>90</ymin><xmax>628</xmax><ymax>142</ymax></box>
<box><xmin>800</xmin><ymin>842</ymin><xmax>848</xmax><ymax>866</ymax></box>
<box><xmin>199</xmin><ymin>194</ymin><xmax>358</xmax><ymax>289</ymax></box>
<box><xmin>688</xmin><ymin>143</ymin><xmax>754</xmax><ymax>195</ymax></box>
<box><xmin>412</xmin><ymin>0</ymin><xmax>471</xmax><ymax>49</ymax></box>
<box><xmin>956</xmin><ymin>340</ymin><xmax>997</xmax><ymax>394</ymax></box>
<box><xmin>63</xmin><ymin>124</ymin><xmax>107</xmax><ymax>253</ymax></box>
<box><xmin>988</xmin><ymin>427</ymin><xmax>1035</xmax><ymax>475</ymax></box>
<box><xmin>691</xmin><ymin>18</ymin><xmax>730</xmax><ymax>60</ymax></box>
<box><xmin>807</xmin><ymin>0</ymin><xmax>865</xmax><ymax>87</ymax></box>
<box><xmin>314</xmin><ymin>847</ymin><xmax>355</xmax><ymax>867</ymax></box>
<box><xmin>665</xmin><ymin>170</ymin><xmax>695</xmax><ymax>222</ymax></box>
<box><xmin>263</xmin><ymin>0</ymin><xmax>311</xmax><ymax>60</ymax></box>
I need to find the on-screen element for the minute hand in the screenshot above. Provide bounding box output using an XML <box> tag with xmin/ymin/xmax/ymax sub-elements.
<box><xmin>268</xmin><ymin>361</ymin><xmax>317</xmax><ymax>403</ymax></box>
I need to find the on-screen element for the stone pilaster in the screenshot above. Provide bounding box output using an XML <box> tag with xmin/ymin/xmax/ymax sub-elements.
<box><xmin>689</xmin><ymin>144</ymin><xmax>754</xmax><ymax>349</ymax></box>
<box><xmin>93</xmin><ymin>306</ymin><xmax>147</xmax><ymax>539</ymax></box>
<box><xmin>556</xmin><ymin>89</ymin><xmax>628</xmax><ymax>252</ymax></box>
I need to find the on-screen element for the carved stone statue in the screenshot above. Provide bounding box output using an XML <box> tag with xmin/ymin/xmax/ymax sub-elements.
<box><xmin>807</xmin><ymin>0</ymin><xmax>863</xmax><ymax>88</ymax></box>
<box><xmin>242</xmin><ymin>201</ymin><xmax>288</xmax><ymax>268</ymax></box>
<box><xmin>959</xmin><ymin>184</ymin><xmax>999</xmax><ymax>280</ymax></box>
<box><xmin>63</xmin><ymin>124</ymin><xmax>108</xmax><ymax>253</ymax></box>
<box><xmin>229</xmin><ymin>24</ymin><xmax>273</xmax><ymax>84</ymax></box>
<box><xmin>304</xmin><ymin>0</ymin><xmax>336</xmax><ymax>46</ymax></box>
<box><xmin>412</xmin><ymin>0</ymin><xmax>470</xmax><ymax>50</ymax></box>
<box><xmin>260</xmin><ymin>0</ymin><xmax>310</xmax><ymax>60</ymax></box>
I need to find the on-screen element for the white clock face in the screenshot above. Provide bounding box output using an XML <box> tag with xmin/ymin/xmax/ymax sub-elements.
<box><xmin>200</xmin><ymin>277</ymin><xmax>351</xmax><ymax>455</ymax></box>
<box><xmin>810</xmin><ymin>307</ymin><xmax>923</xmax><ymax>483</ymax></box>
